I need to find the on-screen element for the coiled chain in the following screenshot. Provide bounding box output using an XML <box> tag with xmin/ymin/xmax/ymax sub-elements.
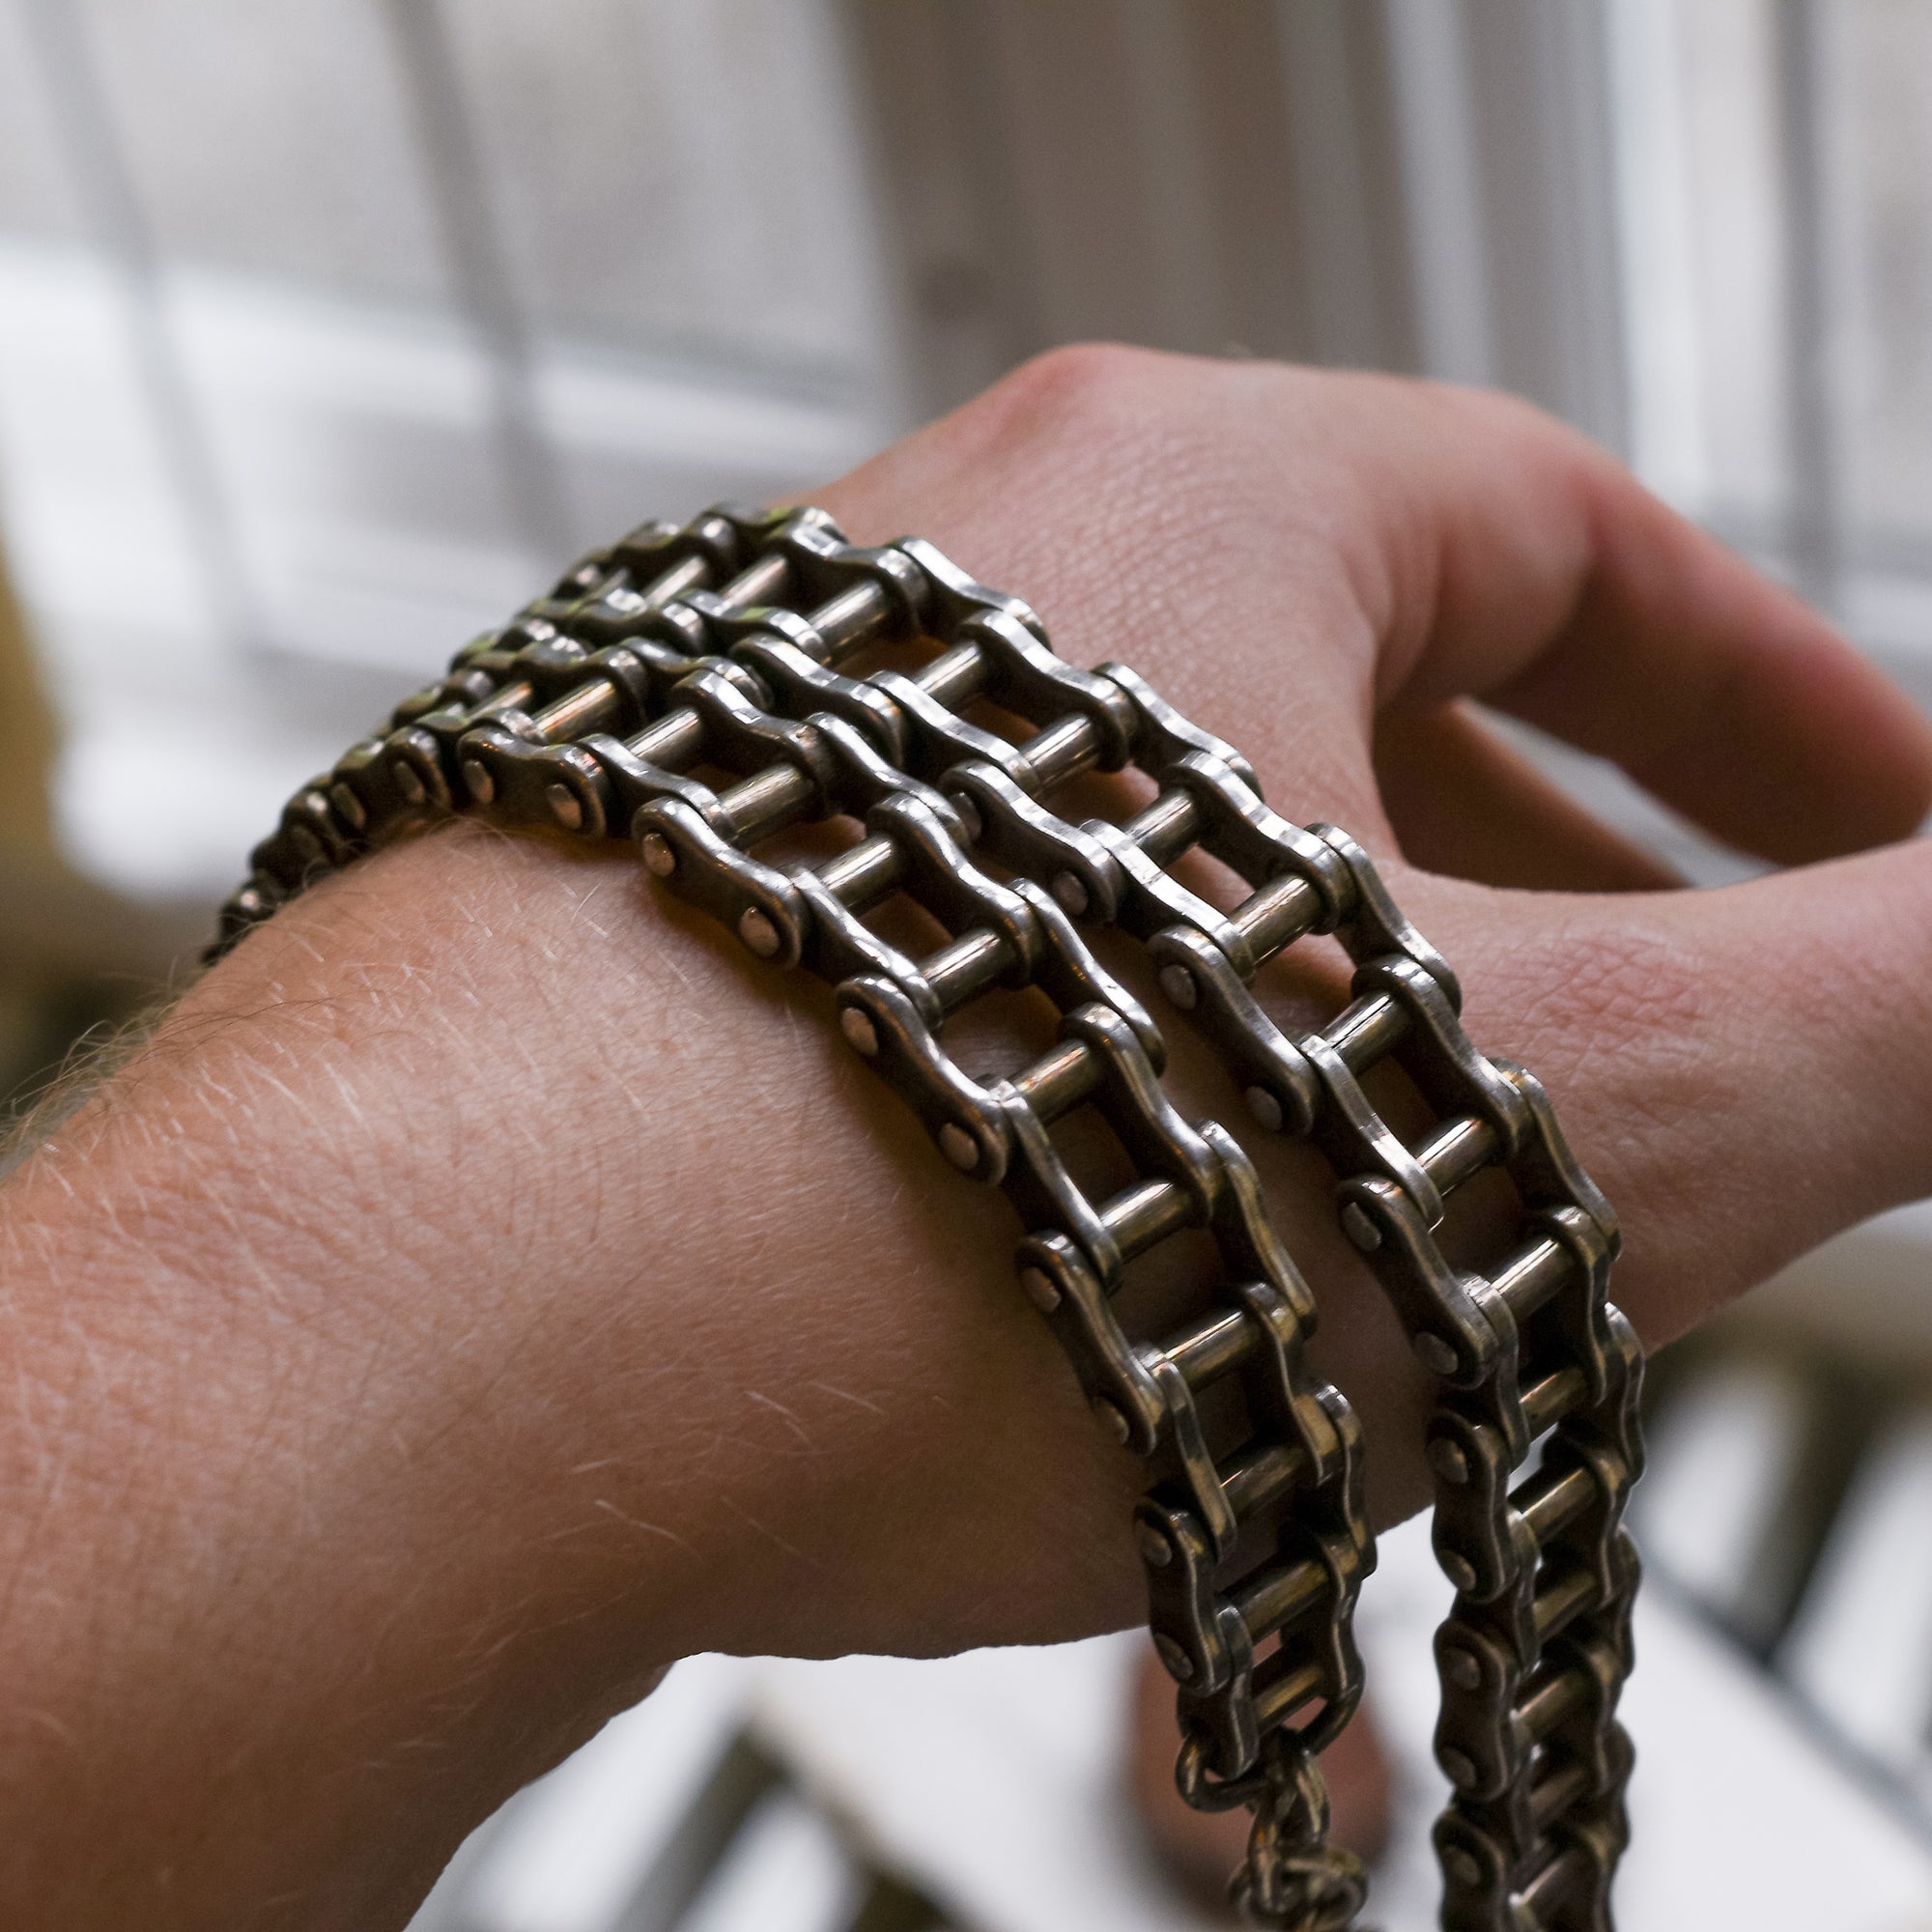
<box><xmin>216</xmin><ymin>504</ymin><xmax>1643</xmax><ymax>1932</ymax></box>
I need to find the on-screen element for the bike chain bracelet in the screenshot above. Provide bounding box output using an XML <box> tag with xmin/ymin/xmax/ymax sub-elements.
<box><xmin>215</xmin><ymin>503</ymin><xmax>1644</xmax><ymax>1932</ymax></box>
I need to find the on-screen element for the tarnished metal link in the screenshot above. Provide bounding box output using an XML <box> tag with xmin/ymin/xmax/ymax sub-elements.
<box><xmin>220</xmin><ymin>502</ymin><xmax>814</xmax><ymax>938</ymax></box>
<box><xmin>213</xmin><ymin>502</ymin><xmax>1641</xmax><ymax>1932</ymax></box>
<box><xmin>734</xmin><ymin>529</ymin><xmax>1638</xmax><ymax>1932</ymax></box>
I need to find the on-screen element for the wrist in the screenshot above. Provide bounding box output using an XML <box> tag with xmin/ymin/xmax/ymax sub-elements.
<box><xmin>0</xmin><ymin>812</ymin><xmax>1151</xmax><ymax>1923</ymax></box>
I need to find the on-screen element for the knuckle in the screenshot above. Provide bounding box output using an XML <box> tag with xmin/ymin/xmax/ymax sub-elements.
<box><xmin>954</xmin><ymin>342</ymin><xmax>1201</xmax><ymax>479</ymax></box>
<box><xmin>988</xmin><ymin>340</ymin><xmax>1165</xmax><ymax>425</ymax></box>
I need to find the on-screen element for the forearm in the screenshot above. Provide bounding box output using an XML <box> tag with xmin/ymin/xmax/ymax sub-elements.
<box><xmin>0</xmin><ymin>828</ymin><xmax>668</xmax><ymax>1924</ymax></box>
<box><xmin>0</xmin><ymin>820</ymin><xmax>1159</xmax><ymax>1928</ymax></box>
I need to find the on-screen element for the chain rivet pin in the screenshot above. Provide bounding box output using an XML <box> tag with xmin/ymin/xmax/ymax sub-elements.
<box><xmin>1442</xmin><ymin>1848</ymin><xmax>1482</xmax><ymax>1888</ymax></box>
<box><xmin>1442</xmin><ymin>1646</ymin><xmax>1483</xmax><ymax>1691</ymax></box>
<box><xmin>1091</xmin><ymin>1398</ymin><xmax>1131</xmax><ymax>1444</ymax></box>
<box><xmin>547</xmin><ymin>782</ymin><xmax>583</xmax><ymax>831</ymax></box>
<box><xmin>392</xmin><ymin>761</ymin><xmax>427</xmax><ymax>806</ymax></box>
<box><xmin>1428</xmin><ymin>1436</ymin><xmax>1470</xmax><ymax>1486</ymax></box>
<box><xmin>938</xmin><ymin>1122</ymin><xmax>980</xmax><ymax>1172</ymax></box>
<box><xmin>640</xmin><ymin>833</ymin><xmax>676</xmax><ymax>878</ymax></box>
<box><xmin>1244</xmin><ymin>1086</ymin><xmax>1284</xmax><ymax>1132</ymax></box>
<box><xmin>739</xmin><ymin>909</ymin><xmax>781</xmax><ymax>957</ymax></box>
<box><xmin>1051</xmin><ymin>871</ymin><xmax>1090</xmax><ymax>918</ymax></box>
<box><xmin>1018</xmin><ymin>1265</ymin><xmax>1061</xmax><ymax>1314</ymax></box>
<box><xmin>1441</xmin><ymin>1551</ymin><xmax>1478</xmax><ymax>1593</ymax></box>
<box><xmin>1413</xmin><ymin>1332</ymin><xmax>1458</xmax><ymax>1377</ymax></box>
<box><xmin>948</xmin><ymin>791</ymin><xmax>983</xmax><ymax>843</ymax></box>
<box><xmin>1135</xmin><ymin>1521</ymin><xmax>1173</xmax><ymax>1568</ymax></box>
<box><xmin>840</xmin><ymin>1008</ymin><xmax>880</xmax><ymax>1058</ymax></box>
<box><xmin>1157</xmin><ymin>963</ymin><xmax>1197</xmax><ymax>1010</ymax></box>
<box><xmin>462</xmin><ymin>759</ymin><xmax>496</xmax><ymax>806</ymax></box>
<box><xmin>1340</xmin><ymin>1203</ymin><xmax>1382</xmax><ymax>1252</ymax></box>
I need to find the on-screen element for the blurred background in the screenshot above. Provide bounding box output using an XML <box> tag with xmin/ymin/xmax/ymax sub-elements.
<box><xmin>4</xmin><ymin>0</ymin><xmax>1932</xmax><ymax>1925</ymax></box>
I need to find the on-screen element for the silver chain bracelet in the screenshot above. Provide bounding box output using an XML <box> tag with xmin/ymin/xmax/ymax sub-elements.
<box><xmin>216</xmin><ymin>503</ymin><xmax>1643</xmax><ymax>1932</ymax></box>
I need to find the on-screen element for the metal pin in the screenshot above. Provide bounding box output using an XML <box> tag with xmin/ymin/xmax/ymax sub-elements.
<box><xmin>1413</xmin><ymin>1332</ymin><xmax>1459</xmax><ymax>1377</ymax></box>
<box><xmin>1157</xmin><ymin>963</ymin><xmax>1197</xmax><ymax>1010</ymax></box>
<box><xmin>938</xmin><ymin>1122</ymin><xmax>979</xmax><ymax>1172</ymax></box>
<box><xmin>547</xmin><ymin>781</ymin><xmax>583</xmax><ymax>830</ymax></box>
<box><xmin>1135</xmin><ymin>1521</ymin><xmax>1173</xmax><ymax>1568</ymax></box>
<box><xmin>738</xmin><ymin>908</ymin><xmax>781</xmax><ymax>958</ymax></box>
<box><xmin>1340</xmin><ymin>1203</ymin><xmax>1381</xmax><ymax>1252</ymax></box>
<box><xmin>640</xmin><ymin>832</ymin><xmax>676</xmax><ymax>877</ymax></box>
<box><xmin>1428</xmin><ymin>1436</ymin><xmax>1470</xmax><ymax>1487</ymax></box>
<box><xmin>1018</xmin><ymin>1264</ymin><xmax>1061</xmax><ymax>1314</ymax></box>
<box><xmin>1091</xmin><ymin>1398</ymin><xmax>1131</xmax><ymax>1444</ymax></box>
<box><xmin>948</xmin><ymin>791</ymin><xmax>983</xmax><ymax>843</ymax></box>
<box><xmin>1051</xmin><ymin>871</ymin><xmax>1089</xmax><ymax>918</ymax></box>
<box><xmin>1441</xmin><ymin>1646</ymin><xmax>1483</xmax><ymax>1691</ymax></box>
<box><xmin>1244</xmin><ymin>1086</ymin><xmax>1284</xmax><ymax>1132</ymax></box>
<box><xmin>392</xmin><ymin>761</ymin><xmax>427</xmax><ymax>806</ymax></box>
<box><xmin>1438</xmin><ymin>1747</ymin><xmax>1479</xmax><ymax>1791</ymax></box>
<box><xmin>462</xmin><ymin>758</ymin><xmax>496</xmax><ymax>805</ymax></box>
<box><xmin>839</xmin><ymin>1008</ymin><xmax>880</xmax><ymax>1058</ymax></box>
<box><xmin>1441</xmin><ymin>1551</ymin><xmax>1478</xmax><ymax>1594</ymax></box>
<box><xmin>328</xmin><ymin>783</ymin><xmax>367</xmax><ymax>832</ymax></box>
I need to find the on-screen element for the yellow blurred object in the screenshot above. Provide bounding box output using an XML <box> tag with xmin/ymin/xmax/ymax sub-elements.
<box><xmin>0</xmin><ymin>543</ymin><xmax>54</xmax><ymax>857</ymax></box>
<box><xmin>0</xmin><ymin>534</ymin><xmax>197</xmax><ymax>1107</ymax></box>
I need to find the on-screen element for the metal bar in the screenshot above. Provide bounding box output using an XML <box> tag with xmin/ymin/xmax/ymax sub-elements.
<box><xmin>1379</xmin><ymin>0</ymin><xmax>1496</xmax><ymax>386</ymax></box>
<box><xmin>1774</xmin><ymin>0</ymin><xmax>1842</xmax><ymax>613</ymax></box>
<box><xmin>377</xmin><ymin>0</ymin><xmax>571</xmax><ymax>564</ymax></box>
<box><xmin>1441</xmin><ymin>0</ymin><xmax>1631</xmax><ymax>453</ymax></box>
<box><xmin>15</xmin><ymin>0</ymin><xmax>259</xmax><ymax>653</ymax></box>
<box><xmin>1273</xmin><ymin>0</ymin><xmax>1400</xmax><ymax>369</ymax></box>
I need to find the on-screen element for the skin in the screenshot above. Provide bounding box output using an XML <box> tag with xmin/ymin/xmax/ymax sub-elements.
<box><xmin>1</xmin><ymin>348</ymin><xmax>1930</xmax><ymax>1927</ymax></box>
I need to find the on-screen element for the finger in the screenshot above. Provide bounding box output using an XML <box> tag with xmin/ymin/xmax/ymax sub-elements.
<box><xmin>1350</xmin><ymin>381</ymin><xmax>1932</xmax><ymax>865</ymax></box>
<box><xmin>1374</xmin><ymin>701</ymin><xmax>1680</xmax><ymax>893</ymax></box>
<box><xmin>1412</xmin><ymin>834</ymin><xmax>1932</xmax><ymax>1350</ymax></box>
<box><xmin>822</xmin><ymin>351</ymin><xmax>1932</xmax><ymax>864</ymax></box>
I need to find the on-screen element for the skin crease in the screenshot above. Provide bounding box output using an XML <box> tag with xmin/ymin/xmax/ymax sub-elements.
<box><xmin>0</xmin><ymin>348</ymin><xmax>1931</xmax><ymax>1927</ymax></box>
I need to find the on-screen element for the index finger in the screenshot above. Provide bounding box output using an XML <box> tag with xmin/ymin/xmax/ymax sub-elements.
<box><xmin>1349</xmin><ymin>379</ymin><xmax>1932</xmax><ymax>866</ymax></box>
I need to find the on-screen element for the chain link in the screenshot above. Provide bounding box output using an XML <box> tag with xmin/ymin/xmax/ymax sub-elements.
<box><xmin>215</xmin><ymin>503</ymin><xmax>1642</xmax><ymax>1932</ymax></box>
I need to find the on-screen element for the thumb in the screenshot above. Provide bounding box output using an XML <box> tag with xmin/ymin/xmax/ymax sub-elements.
<box><xmin>1420</xmin><ymin>837</ymin><xmax>1932</xmax><ymax>1349</ymax></box>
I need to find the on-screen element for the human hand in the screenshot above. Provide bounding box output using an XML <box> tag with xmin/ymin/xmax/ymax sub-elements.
<box><xmin>5</xmin><ymin>348</ymin><xmax>1928</xmax><ymax>1927</ymax></box>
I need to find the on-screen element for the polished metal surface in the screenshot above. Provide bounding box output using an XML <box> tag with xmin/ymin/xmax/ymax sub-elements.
<box><xmin>216</xmin><ymin>504</ymin><xmax>1641</xmax><ymax>1932</ymax></box>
